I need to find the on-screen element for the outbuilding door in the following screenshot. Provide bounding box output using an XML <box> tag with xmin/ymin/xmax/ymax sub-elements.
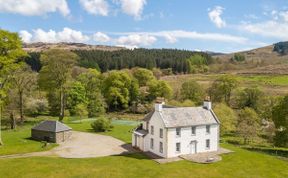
<box><xmin>190</xmin><ymin>141</ymin><xmax>197</xmax><ymax>154</ymax></box>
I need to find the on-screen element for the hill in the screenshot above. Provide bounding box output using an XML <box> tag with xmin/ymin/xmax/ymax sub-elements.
<box><xmin>215</xmin><ymin>43</ymin><xmax>288</xmax><ymax>74</ymax></box>
<box><xmin>22</xmin><ymin>42</ymin><xmax>126</xmax><ymax>52</ymax></box>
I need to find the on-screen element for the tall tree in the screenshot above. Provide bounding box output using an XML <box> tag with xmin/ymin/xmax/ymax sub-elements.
<box><xmin>103</xmin><ymin>71</ymin><xmax>133</xmax><ymax>110</ymax></box>
<box><xmin>38</xmin><ymin>49</ymin><xmax>77</xmax><ymax>121</ymax></box>
<box><xmin>236</xmin><ymin>86</ymin><xmax>264</xmax><ymax>112</ymax></box>
<box><xmin>10</xmin><ymin>65</ymin><xmax>37</xmax><ymax>123</ymax></box>
<box><xmin>77</xmin><ymin>69</ymin><xmax>106</xmax><ymax>117</ymax></box>
<box><xmin>208</xmin><ymin>75</ymin><xmax>238</xmax><ymax>104</ymax></box>
<box><xmin>180</xmin><ymin>80</ymin><xmax>204</xmax><ymax>104</ymax></box>
<box><xmin>147</xmin><ymin>80</ymin><xmax>172</xmax><ymax>101</ymax></box>
<box><xmin>132</xmin><ymin>68</ymin><xmax>156</xmax><ymax>87</ymax></box>
<box><xmin>237</xmin><ymin>108</ymin><xmax>260</xmax><ymax>144</ymax></box>
<box><xmin>272</xmin><ymin>95</ymin><xmax>288</xmax><ymax>147</ymax></box>
<box><xmin>0</xmin><ymin>29</ymin><xmax>27</xmax><ymax>145</ymax></box>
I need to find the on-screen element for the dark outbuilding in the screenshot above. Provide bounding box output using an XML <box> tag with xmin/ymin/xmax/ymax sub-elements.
<box><xmin>31</xmin><ymin>120</ymin><xmax>72</xmax><ymax>143</ymax></box>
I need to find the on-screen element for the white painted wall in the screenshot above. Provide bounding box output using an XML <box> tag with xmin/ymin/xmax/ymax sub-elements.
<box><xmin>143</xmin><ymin>112</ymin><xmax>167</xmax><ymax>157</ymax></box>
<box><xmin>166</xmin><ymin>124</ymin><xmax>219</xmax><ymax>158</ymax></box>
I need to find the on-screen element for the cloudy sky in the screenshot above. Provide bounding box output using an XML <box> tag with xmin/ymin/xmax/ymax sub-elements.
<box><xmin>1</xmin><ymin>0</ymin><xmax>288</xmax><ymax>52</ymax></box>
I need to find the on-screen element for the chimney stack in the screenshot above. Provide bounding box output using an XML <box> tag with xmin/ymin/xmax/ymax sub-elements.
<box><xmin>203</xmin><ymin>96</ymin><xmax>212</xmax><ymax>110</ymax></box>
<box><xmin>155</xmin><ymin>97</ymin><xmax>165</xmax><ymax>112</ymax></box>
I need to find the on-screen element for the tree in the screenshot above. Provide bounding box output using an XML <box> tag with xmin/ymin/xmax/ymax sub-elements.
<box><xmin>147</xmin><ymin>80</ymin><xmax>172</xmax><ymax>101</ymax></box>
<box><xmin>236</xmin><ymin>87</ymin><xmax>264</xmax><ymax>112</ymax></box>
<box><xmin>77</xmin><ymin>69</ymin><xmax>106</xmax><ymax>117</ymax></box>
<box><xmin>103</xmin><ymin>71</ymin><xmax>133</xmax><ymax>110</ymax></box>
<box><xmin>132</xmin><ymin>68</ymin><xmax>156</xmax><ymax>86</ymax></box>
<box><xmin>208</xmin><ymin>75</ymin><xmax>238</xmax><ymax>104</ymax></box>
<box><xmin>10</xmin><ymin>65</ymin><xmax>37</xmax><ymax>123</ymax></box>
<box><xmin>237</xmin><ymin>108</ymin><xmax>260</xmax><ymax>144</ymax></box>
<box><xmin>67</xmin><ymin>81</ymin><xmax>87</xmax><ymax>116</ymax></box>
<box><xmin>213</xmin><ymin>103</ymin><xmax>237</xmax><ymax>135</ymax></box>
<box><xmin>180</xmin><ymin>80</ymin><xmax>204</xmax><ymax>104</ymax></box>
<box><xmin>75</xmin><ymin>104</ymin><xmax>88</xmax><ymax>122</ymax></box>
<box><xmin>272</xmin><ymin>95</ymin><xmax>288</xmax><ymax>147</ymax></box>
<box><xmin>231</xmin><ymin>53</ymin><xmax>245</xmax><ymax>62</ymax></box>
<box><xmin>0</xmin><ymin>29</ymin><xmax>27</xmax><ymax>145</ymax></box>
<box><xmin>38</xmin><ymin>49</ymin><xmax>78</xmax><ymax>121</ymax></box>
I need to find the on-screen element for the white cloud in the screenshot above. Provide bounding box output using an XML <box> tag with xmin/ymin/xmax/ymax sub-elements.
<box><xmin>117</xmin><ymin>0</ymin><xmax>146</xmax><ymax>20</ymax></box>
<box><xmin>115</xmin><ymin>30</ymin><xmax>247</xmax><ymax>44</ymax></box>
<box><xmin>79</xmin><ymin>0</ymin><xmax>109</xmax><ymax>16</ymax></box>
<box><xmin>240</xmin><ymin>10</ymin><xmax>288</xmax><ymax>39</ymax></box>
<box><xmin>19</xmin><ymin>30</ymin><xmax>33</xmax><ymax>43</ymax></box>
<box><xmin>208</xmin><ymin>6</ymin><xmax>226</xmax><ymax>28</ymax></box>
<box><xmin>20</xmin><ymin>28</ymin><xmax>89</xmax><ymax>43</ymax></box>
<box><xmin>93</xmin><ymin>32</ymin><xmax>110</xmax><ymax>42</ymax></box>
<box><xmin>0</xmin><ymin>0</ymin><xmax>70</xmax><ymax>16</ymax></box>
<box><xmin>116</xmin><ymin>34</ymin><xmax>157</xmax><ymax>48</ymax></box>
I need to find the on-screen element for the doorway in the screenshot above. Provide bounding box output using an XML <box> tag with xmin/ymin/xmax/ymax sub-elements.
<box><xmin>190</xmin><ymin>141</ymin><xmax>197</xmax><ymax>154</ymax></box>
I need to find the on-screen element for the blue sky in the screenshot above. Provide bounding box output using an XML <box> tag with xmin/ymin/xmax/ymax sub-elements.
<box><xmin>1</xmin><ymin>0</ymin><xmax>288</xmax><ymax>52</ymax></box>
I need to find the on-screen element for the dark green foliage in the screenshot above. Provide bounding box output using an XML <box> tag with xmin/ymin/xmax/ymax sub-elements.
<box><xmin>273</xmin><ymin>42</ymin><xmax>288</xmax><ymax>55</ymax></box>
<box><xmin>46</xmin><ymin>91</ymin><xmax>60</xmax><ymax>116</ymax></box>
<box><xmin>24</xmin><ymin>52</ymin><xmax>41</xmax><ymax>71</ymax></box>
<box><xmin>231</xmin><ymin>53</ymin><xmax>245</xmax><ymax>62</ymax></box>
<box><xmin>91</xmin><ymin>117</ymin><xmax>113</xmax><ymax>132</ymax></box>
<box><xmin>272</xmin><ymin>95</ymin><xmax>288</xmax><ymax>147</ymax></box>
<box><xmin>236</xmin><ymin>87</ymin><xmax>264</xmax><ymax>112</ymax></box>
<box><xmin>73</xmin><ymin>49</ymin><xmax>212</xmax><ymax>73</ymax></box>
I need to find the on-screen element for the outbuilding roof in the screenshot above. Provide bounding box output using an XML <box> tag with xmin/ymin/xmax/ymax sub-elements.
<box><xmin>142</xmin><ymin>106</ymin><xmax>220</xmax><ymax>128</ymax></box>
<box><xmin>32</xmin><ymin>120</ymin><xmax>72</xmax><ymax>132</ymax></box>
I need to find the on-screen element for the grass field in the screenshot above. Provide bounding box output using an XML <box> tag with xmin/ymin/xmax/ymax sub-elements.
<box><xmin>0</xmin><ymin>118</ymin><xmax>287</xmax><ymax>178</ymax></box>
<box><xmin>162</xmin><ymin>74</ymin><xmax>288</xmax><ymax>96</ymax></box>
<box><xmin>0</xmin><ymin>126</ymin><xmax>57</xmax><ymax>156</ymax></box>
<box><xmin>0</xmin><ymin>144</ymin><xmax>287</xmax><ymax>178</ymax></box>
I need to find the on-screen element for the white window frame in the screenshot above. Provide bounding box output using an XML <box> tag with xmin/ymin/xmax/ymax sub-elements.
<box><xmin>176</xmin><ymin>142</ymin><xmax>181</xmax><ymax>153</ymax></box>
<box><xmin>191</xmin><ymin>126</ymin><xmax>196</xmax><ymax>135</ymax></box>
<box><xmin>159</xmin><ymin>142</ymin><xmax>163</xmax><ymax>153</ymax></box>
<box><xmin>159</xmin><ymin>128</ymin><xmax>163</xmax><ymax>138</ymax></box>
<box><xmin>176</xmin><ymin>128</ymin><xmax>181</xmax><ymax>137</ymax></box>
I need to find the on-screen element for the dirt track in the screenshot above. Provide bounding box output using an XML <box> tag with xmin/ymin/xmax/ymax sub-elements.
<box><xmin>0</xmin><ymin>131</ymin><xmax>134</xmax><ymax>159</ymax></box>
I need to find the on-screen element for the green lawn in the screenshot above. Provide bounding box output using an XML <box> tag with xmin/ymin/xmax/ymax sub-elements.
<box><xmin>0</xmin><ymin>118</ymin><xmax>287</xmax><ymax>178</ymax></box>
<box><xmin>0</xmin><ymin>144</ymin><xmax>287</xmax><ymax>178</ymax></box>
<box><xmin>0</xmin><ymin>126</ymin><xmax>56</xmax><ymax>156</ymax></box>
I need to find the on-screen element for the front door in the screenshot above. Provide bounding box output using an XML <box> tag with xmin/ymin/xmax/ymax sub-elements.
<box><xmin>190</xmin><ymin>141</ymin><xmax>197</xmax><ymax>154</ymax></box>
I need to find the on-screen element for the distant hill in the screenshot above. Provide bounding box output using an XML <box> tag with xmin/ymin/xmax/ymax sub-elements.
<box><xmin>23</xmin><ymin>42</ymin><xmax>126</xmax><ymax>52</ymax></box>
<box><xmin>215</xmin><ymin>43</ymin><xmax>288</xmax><ymax>74</ymax></box>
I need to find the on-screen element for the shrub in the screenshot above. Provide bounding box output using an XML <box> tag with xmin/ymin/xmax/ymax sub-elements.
<box><xmin>25</xmin><ymin>98</ymin><xmax>49</xmax><ymax>116</ymax></box>
<box><xmin>91</xmin><ymin>117</ymin><xmax>113</xmax><ymax>132</ymax></box>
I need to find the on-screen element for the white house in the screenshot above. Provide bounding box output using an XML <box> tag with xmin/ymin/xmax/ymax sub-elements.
<box><xmin>132</xmin><ymin>99</ymin><xmax>220</xmax><ymax>158</ymax></box>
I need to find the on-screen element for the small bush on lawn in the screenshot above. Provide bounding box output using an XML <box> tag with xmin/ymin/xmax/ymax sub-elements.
<box><xmin>91</xmin><ymin>117</ymin><xmax>113</xmax><ymax>132</ymax></box>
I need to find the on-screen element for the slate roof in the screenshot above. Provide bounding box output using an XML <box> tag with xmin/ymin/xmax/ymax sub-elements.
<box><xmin>142</xmin><ymin>106</ymin><xmax>220</xmax><ymax>128</ymax></box>
<box><xmin>32</xmin><ymin>120</ymin><xmax>72</xmax><ymax>132</ymax></box>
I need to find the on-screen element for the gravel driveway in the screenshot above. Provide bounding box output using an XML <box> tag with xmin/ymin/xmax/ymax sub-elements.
<box><xmin>0</xmin><ymin>131</ymin><xmax>135</xmax><ymax>159</ymax></box>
